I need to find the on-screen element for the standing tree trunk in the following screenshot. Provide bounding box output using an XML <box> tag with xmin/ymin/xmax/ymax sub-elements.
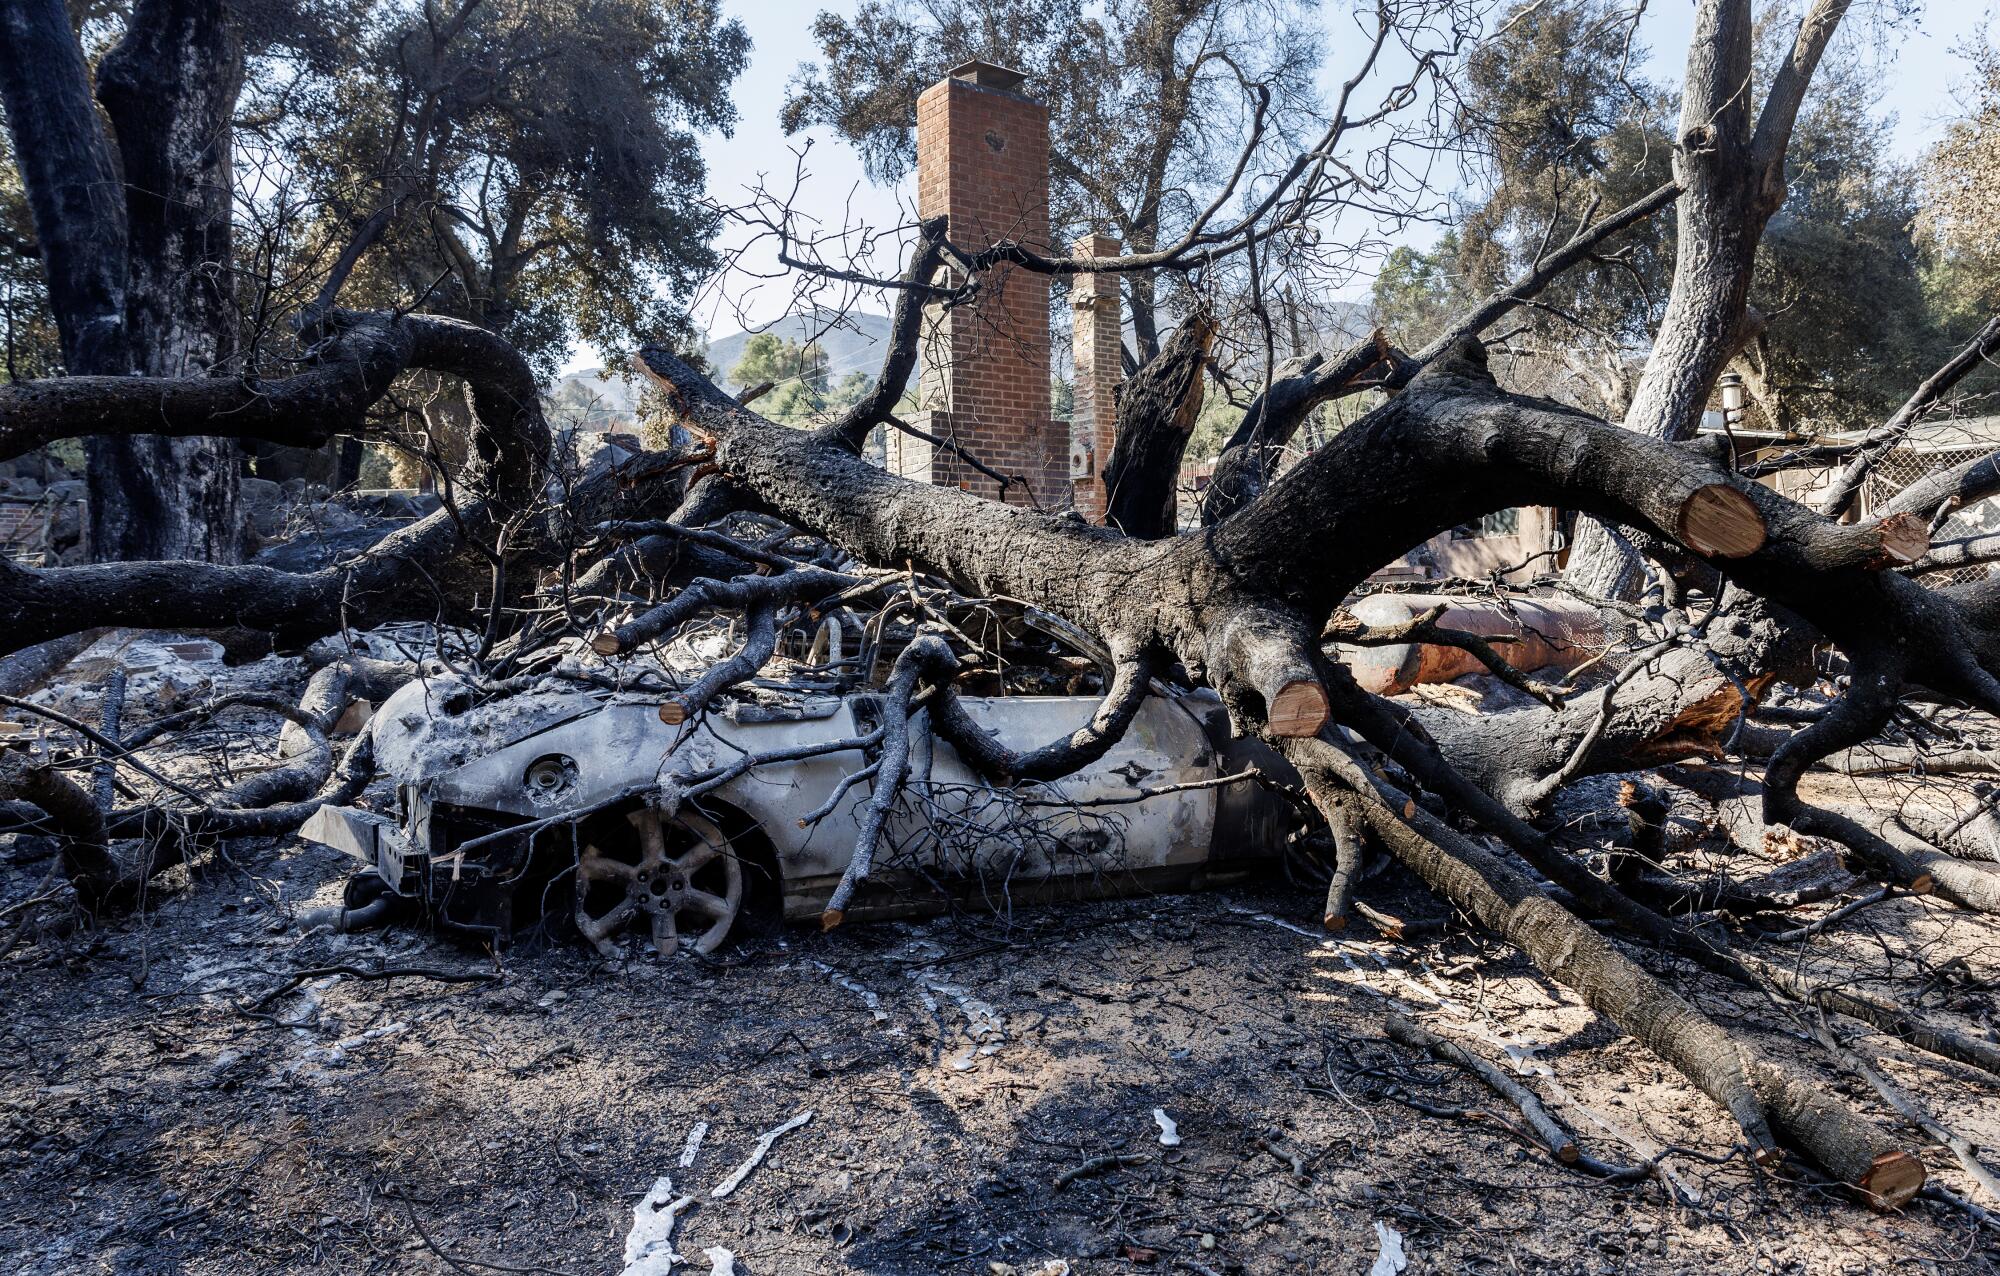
<box><xmin>1564</xmin><ymin>0</ymin><xmax>1850</xmax><ymax>597</ymax></box>
<box><xmin>0</xmin><ymin>0</ymin><xmax>131</xmax><ymax>376</ymax></box>
<box><xmin>89</xmin><ymin>0</ymin><xmax>245</xmax><ymax>563</ymax></box>
<box><xmin>0</xmin><ymin>0</ymin><xmax>244</xmax><ymax>563</ymax></box>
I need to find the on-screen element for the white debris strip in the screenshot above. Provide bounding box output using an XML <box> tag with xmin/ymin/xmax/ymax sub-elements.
<box><xmin>811</xmin><ymin>960</ymin><xmax>888</xmax><ymax>1024</ymax></box>
<box><xmin>620</xmin><ymin>1175</ymin><xmax>694</xmax><ymax>1276</ymax></box>
<box><xmin>1368</xmin><ymin>1220</ymin><xmax>1409</xmax><ymax>1276</ymax></box>
<box><xmin>702</xmin><ymin>1246</ymin><xmax>738</xmax><ymax>1276</ymax></box>
<box><xmin>678</xmin><ymin>1121</ymin><xmax>708</xmax><ymax>1169</ymax></box>
<box><xmin>710</xmin><ymin>1109</ymin><xmax>814</xmax><ymax>1198</ymax></box>
<box><xmin>1226</xmin><ymin>905</ymin><xmax>1321</xmax><ymax>938</ymax></box>
<box><xmin>924</xmin><ymin>980</ymin><xmax>1006</xmax><ymax>1070</ymax></box>
<box><xmin>1151</xmin><ymin>1108</ymin><xmax>1182</xmax><ymax>1147</ymax></box>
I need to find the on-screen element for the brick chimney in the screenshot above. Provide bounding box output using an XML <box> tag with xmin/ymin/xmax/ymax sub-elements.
<box><xmin>1069</xmin><ymin>233</ymin><xmax>1122</xmax><ymax>523</ymax></box>
<box><xmin>888</xmin><ymin>61</ymin><xmax>1067</xmax><ymax>509</ymax></box>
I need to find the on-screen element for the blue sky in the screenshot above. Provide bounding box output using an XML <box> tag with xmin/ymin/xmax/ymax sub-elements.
<box><xmin>564</xmin><ymin>0</ymin><xmax>1996</xmax><ymax>373</ymax></box>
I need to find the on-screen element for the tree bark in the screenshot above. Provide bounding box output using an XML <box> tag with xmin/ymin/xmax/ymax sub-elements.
<box><xmin>85</xmin><ymin>0</ymin><xmax>247</xmax><ymax>562</ymax></box>
<box><xmin>1101</xmin><ymin>310</ymin><xmax>1214</xmax><ymax>538</ymax></box>
<box><xmin>1566</xmin><ymin>0</ymin><xmax>1851</xmax><ymax>597</ymax></box>
<box><xmin>0</xmin><ymin>0</ymin><xmax>132</xmax><ymax>376</ymax></box>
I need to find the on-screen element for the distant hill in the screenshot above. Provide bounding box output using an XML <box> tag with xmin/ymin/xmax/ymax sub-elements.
<box><xmin>551</xmin><ymin>367</ymin><xmax>644</xmax><ymax>416</ymax></box>
<box><xmin>705</xmin><ymin>307</ymin><xmax>899</xmax><ymax>392</ymax></box>
<box><xmin>1321</xmin><ymin>299</ymin><xmax>1375</xmax><ymax>343</ymax></box>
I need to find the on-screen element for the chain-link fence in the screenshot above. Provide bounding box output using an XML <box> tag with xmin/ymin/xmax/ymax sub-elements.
<box><xmin>1866</xmin><ymin>446</ymin><xmax>2000</xmax><ymax>587</ymax></box>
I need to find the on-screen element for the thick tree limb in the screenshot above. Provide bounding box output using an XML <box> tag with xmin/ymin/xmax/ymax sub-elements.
<box><xmin>1199</xmin><ymin>335</ymin><xmax>1389</xmax><ymax>527</ymax></box>
<box><xmin>1282</xmin><ymin>731</ymin><xmax>1923</xmax><ymax>1204</ymax></box>
<box><xmin>0</xmin><ymin>310</ymin><xmax>551</xmax><ymax>501</ymax></box>
<box><xmin>818</xmin><ymin>217</ymin><xmax>949</xmax><ymax>454</ymax></box>
<box><xmin>912</xmin><ymin>642</ymin><xmax>1157</xmax><ymax>783</ymax></box>
<box><xmin>822</xmin><ymin>635</ymin><xmax>933</xmax><ymax>927</ymax></box>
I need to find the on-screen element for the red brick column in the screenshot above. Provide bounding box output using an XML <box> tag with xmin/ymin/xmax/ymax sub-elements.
<box><xmin>1069</xmin><ymin>233</ymin><xmax>1122</xmax><ymax>523</ymax></box>
<box><xmin>886</xmin><ymin>63</ymin><xmax>1065</xmax><ymax>509</ymax></box>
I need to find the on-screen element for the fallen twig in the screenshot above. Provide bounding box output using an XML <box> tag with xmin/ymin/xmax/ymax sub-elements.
<box><xmin>248</xmin><ymin>963</ymin><xmax>499</xmax><ymax>1013</ymax></box>
<box><xmin>1385</xmin><ymin>1014</ymin><xmax>1577</xmax><ymax>1162</ymax></box>
<box><xmin>1053</xmin><ymin>1151</ymin><xmax>1152</xmax><ymax>1189</ymax></box>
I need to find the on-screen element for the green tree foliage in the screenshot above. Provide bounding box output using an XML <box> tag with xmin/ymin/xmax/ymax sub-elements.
<box><xmin>1384</xmin><ymin>0</ymin><xmax>1937</xmax><ymax>435</ymax></box>
<box><xmin>1369</xmin><ymin>237</ymin><xmax>1465</xmax><ymax>351</ymax></box>
<box><xmin>1920</xmin><ymin>32</ymin><xmax>2000</xmax><ymax>341</ymax></box>
<box><xmin>729</xmin><ymin>332</ymin><xmax>833</xmax><ymax>427</ymax></box>
<box><xmin>1185</xmin><ymin>391</ymin><xmax>1242</xmax><ymax>464</ymax></box>
<box><xmin>1424</xmin><ymin>0</ymin><xmax>1676</xmax><ymax>416</ymax></box>
<box><xmin>783</xmin><ymin>0</ymin><xmax>1324</xmax><ymax>363</ymax></box>
<box><xmin>256</xmin><ymin>0</ymin><xmax>749</xmax><ymax>377</ymax></box>
<box><xmin>0</xmin><ymin>131</ymin><xmax>60</xmax><ymax>382</ymax></box>
<box><xmin>1739</xmin><ymin>18</ymin><xmax>1934</xmax><ymax>434</ymax></box>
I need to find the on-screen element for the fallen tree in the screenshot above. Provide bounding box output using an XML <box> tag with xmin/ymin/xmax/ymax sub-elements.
<box><xmin>3</xmin><ymin>0</ymin><xmax>1998</xmax><ymax>1222</ymax></box>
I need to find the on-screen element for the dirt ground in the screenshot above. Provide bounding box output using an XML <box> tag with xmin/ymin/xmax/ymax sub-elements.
<box><xmin>3</xmin><ymin>815</ymin><xmax>1997</xmax><ymax>1276</ymax></box>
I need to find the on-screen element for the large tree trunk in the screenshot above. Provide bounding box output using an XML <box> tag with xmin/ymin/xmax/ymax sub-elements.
<box><xmin>87</xmin><ymin>0</ymin><xmax>246</xmax><ymax>562</ymax></box>
<box><xmin>1565</xmin><ymin>0</ymin><xmax>1850</xmax><ymax>597</ymax></box>
<box><xmin>1</xmin><ymin>0</ymin><xmax>246</xmax><ymax>562</ymax></box>
<box><xmin>0</xmin><ymin>0</ymin><xmax>132</xmax><ymax>376</ymax></box>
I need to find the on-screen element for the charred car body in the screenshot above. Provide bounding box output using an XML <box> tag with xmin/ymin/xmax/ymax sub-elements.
<box><xmin>303</xmin><ymin>661</ymin><xmax>1300</xmax><ymax>956</ymax></box>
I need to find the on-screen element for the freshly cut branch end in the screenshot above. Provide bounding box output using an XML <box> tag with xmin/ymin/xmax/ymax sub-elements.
<box><xmin>659</xmin><ymin>701</ymin><xmax>690</xmax><ymax>726</ymax></box>
<box><xmin>1745</xmin><ymin>1060</ymin><xmax>1927</xmax><ymax>1208</ymax></box>
<box><xmin>1267</xmin><ymin>679</ymin><xmax>1331</xmax><ymax>737</ymax></box>
<box><xmin>820</xmin><ymin>907</ymin><xmax>845</xmax><ymax>932</ymax></box>
<box><xmin>1855</xmin><ymin>1151</ymin><xmax>1929</xmax><ymax>1210</ymax></box>
<box><xmin>1862</xmin><ymin>512</ymin><xmax>1931</xmax><ymax>569</ymax></box>
<box><xmin>1676</xmin><ymin>484</ymin><xmax>1768</xmax><ymax>558</ymax></box>
<box><xmin>590</xmin><ymin>632</ymin><xmax>623</xmax><ymax>656</ymax></box>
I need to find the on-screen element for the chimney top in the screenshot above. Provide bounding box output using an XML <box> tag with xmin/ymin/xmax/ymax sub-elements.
<box><xmin>948</xmin><ymin>60</ymin><xmax>1028</xmax><ymax>93</ymax></box>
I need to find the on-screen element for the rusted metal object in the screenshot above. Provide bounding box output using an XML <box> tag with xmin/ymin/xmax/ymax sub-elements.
<box><xmin>1334</xmin><ymin>593</ymin><xmax>1606</xmax><ymax>696</ymax></box>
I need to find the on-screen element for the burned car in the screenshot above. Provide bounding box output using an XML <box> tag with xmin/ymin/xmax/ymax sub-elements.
<box><xmin>302</xmin><ymin>650</ymin><xmax>1300</xmax><ymax>957</ymax></box>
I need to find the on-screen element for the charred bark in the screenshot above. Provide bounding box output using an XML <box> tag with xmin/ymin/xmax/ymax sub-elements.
<box><xmin>1</xmin><ymin>0</ymin><xmax>251</xmax><ymax>561</ymax></box>
<box><xmin>0</xmin><ymin>0</ymin><xmax>132</xmax><ymax>376</ymax></box>
<box><xmin>92</xmin><ymin>0</ymin><xmax>247</xmax><ymax>561</ymax></box>
<box><xmin>1101</xmin><ymin>310</ymin><xmax>1215</xmax><ymax>538</ymax></box>
<box><xmin>1199</xmin><ymin>336</ymin><xmax>1388</xmax><ymax>527</ymax></box>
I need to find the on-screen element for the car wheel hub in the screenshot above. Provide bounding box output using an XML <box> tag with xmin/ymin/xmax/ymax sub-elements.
<box><xmin>574</xmin><ymin>806</ymin><xmax>742</xmax><ymax>960</ymax></box>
